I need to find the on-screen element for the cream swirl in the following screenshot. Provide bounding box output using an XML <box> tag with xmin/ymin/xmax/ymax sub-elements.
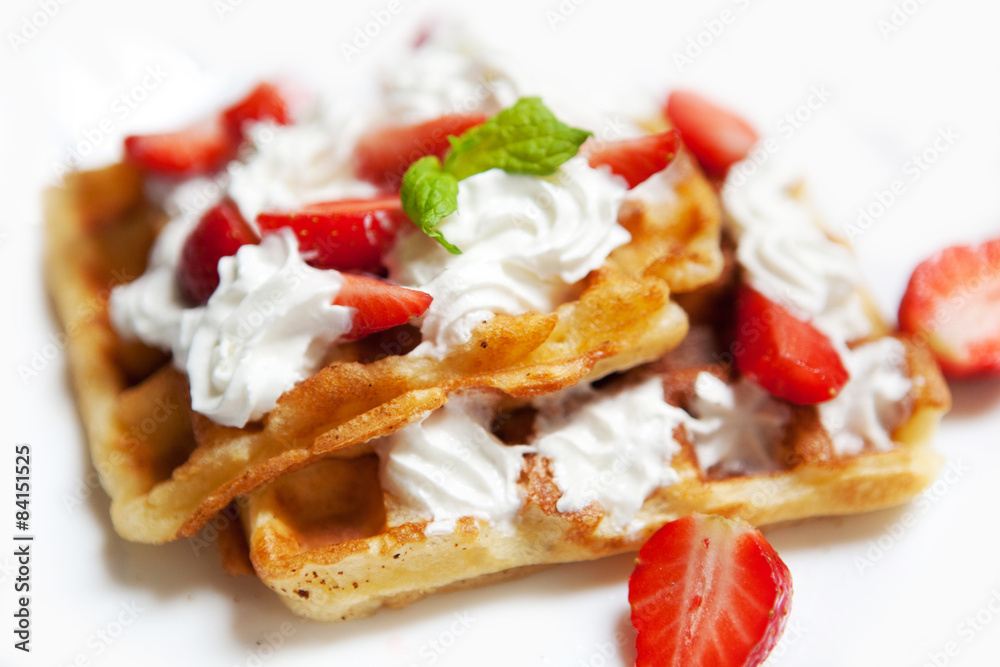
<box><xmin>388</xmin><ymin>156</ymin><xmax>630</xmax><ymax>357</ymax></box>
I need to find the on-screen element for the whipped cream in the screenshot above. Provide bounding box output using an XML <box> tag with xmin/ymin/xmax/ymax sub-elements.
<box><xmin>686</xmin><ymin>372</ymin><xmax>791</xmax><ymax>475</ymax></box>
<box><xmin>374</xmin><ymin>393</ymin><xmax>532</xmax><ymax>531</ymax></box>
<box><xmin>112</xmin><ymin>231</ymin><xmax>353</xmax><ymax>427</ymax></box>
<box><xmin>820</xmin><ymin>338</ymin><xmax>912</xmax><ymax>456</ymax></box>
<box><xmin>387</xmin><ymin>156</ymin><xmax>630</xmax><ymax>356</ymax></box>
<box><xmin>532</xmin><ymin>377</ymin><xmax>688</xmax><ymax>531</ymax></box>
<box><xmin>723</xmin><ymin>164</ymin><xmax>872</xmax><ymax>344</ymax></box>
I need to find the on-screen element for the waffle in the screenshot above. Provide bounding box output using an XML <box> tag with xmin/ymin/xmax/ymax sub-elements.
<box><xmin>45</xmin><ymin>152</ymin><xmax>723</xmax><ymax>544</ymax></box>
<box><xmin>241</xmin><ymin>238</ymin><xmax>950</xmax><ymax>622</ymax></box>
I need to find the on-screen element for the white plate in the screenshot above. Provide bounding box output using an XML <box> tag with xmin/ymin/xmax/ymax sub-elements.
<box><xmin>5</xmin><ymin>0</ymin><xmax>1000</xmax><ymax>665</ymax></box>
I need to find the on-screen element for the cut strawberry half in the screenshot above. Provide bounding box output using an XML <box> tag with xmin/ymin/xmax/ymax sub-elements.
<box><xmin>177</xmin><ymin>199</ymin><xmax>259</xmax><ymax>306</ymax></box>
<box><xmin>124</xmin><ymin>120</ymin><xmax>235</xmax><ymax>177</ymax></box>
<box><xmin>735</xmin><ymin>285</ymin><xmax>849</xmax><ymax>404</ymax></box>
<box><xmin>221</xmin><ymin>82</ymin><xmax>292</xmax><ymax>137</ymax></box>
<box><xmin>334</xmin><ymin>273</ymin><xmax>433</xmax><ymax>342</ymax></box>
<box><xmin>257</xmin><ymin>195</ymin><xmax>409</xmax><ymax>273</ymax></box>
<box><xmin>899</xmin><ymin>239</ymin><xmax>1000</xmax><ymax>378</ymax></box>
<box><xmin>665</xmin><ymin>90</ymin><xmax>759</xmax><ymax>178</ymax></box>
<box><xmin>584</xmin><ymin>130</ymin><xmax>681</xmax><ymax>188</ymax></box>
<box><xmin>354</xmin><ymin>113</ymin><xmax>487</xmax><ymax>189</ymax></box>
<box><xmin>629</xmin><ymin>514</ymin><xmax>792</xmax><ymax>667</ymax></box>
<box><xmin>124</xmin><ymin>82</ymin><xmax>292</xmax><ymax>177</ymax></box>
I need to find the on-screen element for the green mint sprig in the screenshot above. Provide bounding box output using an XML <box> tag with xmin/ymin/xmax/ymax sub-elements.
<box><xmin>399</xmin><ymin>97</ymin><xmax>592</xmax><ymax>254</ymax></box>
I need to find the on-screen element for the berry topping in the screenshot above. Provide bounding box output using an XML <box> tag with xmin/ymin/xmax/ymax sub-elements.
<box><xmin>898</xmin><ymin>238</ymin><xmax>1000</xmax><ymax>378</ymax></box>
<box><xmin>221</xmin><ymin>82</ymin><xmax>292</xmax><ymax>137</ymax></box>
<box><xmin>257</xmin><ymin>195</ymin><xmax>409</xmax><ymax>273</ymax></box>
<box><xmin>735</xmin><ymin>285</ymin><xmax>850</xmax><ymax>404</ymax></box>
<box><xmin>333</xmin><ymin>273</ymin><xmax>433</xmax><ymax>341</ymax></box>
<box><xmin>665</xmin><ymin>90</ymin><xmax>759</xmax><ymax>177</ymax></box>
<box><xmin>584</xmin><ymin>130</ymin><xmax>681</xmax><ymax>188</ymax></box>
<box><xmin>177</xmin><ymin>199</ymin><xmax>258</xmax><ymax>305</ymax></box>
<box><xmin>629</xmin><ymin>514</ymin><xmax>793</xmax><ymax>667</ymax></box>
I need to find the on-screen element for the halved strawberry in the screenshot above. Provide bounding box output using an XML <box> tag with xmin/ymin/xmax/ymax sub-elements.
<box><xmin>354</xmin><ymin>113</ymin><xmax>487</xmax><ymax>189</ymax></box>
<box><xmin>257</xmin><ymin>195</ymin><xmax>409</xmax><ymax>273</ymax></box>
<box><xmin>665</xmin><ymin>90</ymin><xmax>759</xmax><ymax>178</ymax></box>
<box><xmin>334</xmin><ymin>273</ymin><xmax>433</xmax><ymax>341</ymax></box>
<box><xmin>124</xmin><ymin>82</ymin><xmax>292</xmax><ymax>177</ymax></box>
<box><xmin>735</xmin><ymin>285</ymin><xmax>849</xmax><ymax>404</ymax></box>
<box><xmin>899</xmin><ymin>239</ymin><xmax>1000</xmax><ymax>378</ymax></box>
<box><xmin>221</xmin><ymin>82</ymin><xmax>291</xmax><ymax>137</ymax></box>
<box><xmin>629</xmin><ymin>514</ymin><xmax>792</xmax><ymax>667</ymax></box>
<box><xmin>124</xmin><ymin>120</ymin><xmax>235</xmax><ymax>177</ymax></box>
<box><xmin>177</xmin><ymin>199</ymin><xmax>258</xmax><ymax>305</ymax></box>
<box><xmin>584</xmin><ymin>130</ymin><xmax>681</xmax><ymax>188</ymax></box>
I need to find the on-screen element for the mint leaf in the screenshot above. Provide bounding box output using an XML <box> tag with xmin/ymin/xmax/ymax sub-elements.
<box><xmin>442</xmin><ymin>97</ymin><xmax>592</xmax><ymax>181</ymax></box>
<box><xmin>400</xmin><ymin>156</ymin><xmax>462</xmax><ymax>254</ymax></box>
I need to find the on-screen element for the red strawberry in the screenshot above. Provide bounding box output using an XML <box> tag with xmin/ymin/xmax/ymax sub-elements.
<box><xmin>257</xmin><ymin>196</ymin><xmax>409</xmax><ymax>273</ymax></box>
<box><xmin>334</xmin><ymin>274</ymin><xmax>433</xmax><ymax>341</ymax></box>
<box><xmin>354</xmin><ymin>113</ymin><xmax>487</xmax><ymax>189</ymax></box>
<box><xmin>665</xmin><ymin>90</ymin><xmax>759</xmax><ymax>178</ymax></box>
<box><xmin>221</xmin><ymin>82</ymin><xmax>292</xmax><ymax>137</ymax></box>
<box><xmin>585</xmin><ymin>130</ymin><xmax>681</xmax><ymax>188</ymax></box>
<box><xmin>898</xmin><ymin>239</ymin><xmax>1000</xmax><ymax>378</ymax></box>
<box><xmin>735</xmin><ymin>285</ymin><xmax>849</xmax><ymax>404</ymax></box>
<box><xmin>124</xmin><ymin>120</ymin><xmax>235</xmax><ymax>177</ymax></box>
<box><xmin>177</xmin><ymin>199</ymin><xmax>258</xmax><ymax>305</ymax></box>
<box><xmin>629</xmin><ymin>514</ymin><xmax>793</xmax><ymax>667</ymax></box>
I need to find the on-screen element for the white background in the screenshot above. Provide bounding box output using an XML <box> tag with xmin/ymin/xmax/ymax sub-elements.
<box><xmin>3</xmin><ymin>0</ymin><xmax>1000</xmax><ymax>665</ymax></box>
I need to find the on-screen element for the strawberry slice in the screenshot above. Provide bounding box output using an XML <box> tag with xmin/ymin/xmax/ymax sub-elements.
<box><xmin>177</xmin><ymin>199</ymin><xmax>258</xmax><ymax>305</ymax></box>
<box><xmin>629</xmin><ymin>514</ymin><xmax>792</xmax><ymax>667</ymax></box>
<box><xmin>584</xmin><ymin>130</ymin><xmax>681</xmax><ymax>188</ymax></box>
<box><xmin>899</xmin><ymin>239</ymin><xmax>1000</xmax><ymax>378</ymax></box>
<box><xmin>354</xmin><ymin>113</ymin><xmax>487</xmax><ymax>189</ymax></box>
<box><xmin>124</xmin><ymin>120</ymin><xmax>235</xmax><ymax>177</ymax></box>
<box><xmin>665</xmin><ymin>90</ymin><xmax>759</xmax><ymax>178</ymax></box>
<box><xmin>735</xmin><ymin>285</ymin><xmax>849</xmax><ymax>404</ymax></box>
<box><xmin>257</xmin><ymin>196</ymin><xmax>409</xmax><ymax>273</ymax></box>
<box><xmin>334</xmin><ymin>273</ymin><xmax>433</xmax><ymax>341</ymax></box>
<box><xmin>124</xmin><ymin>82</ymin><xmax>292</xmax><ymax>177</ymax></box>
<box><xmin>221</xmin><ymin>82</ymin><xmax>291</xmax><ymax>137</ymax></box>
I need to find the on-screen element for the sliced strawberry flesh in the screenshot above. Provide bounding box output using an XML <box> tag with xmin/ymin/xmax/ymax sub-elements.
<box><xmin>221</xmin><ymin>82</ymin><xmax>292</xmax><ymax>137</ymax></box>
<box><xmin>124</xmin><ymin>120</ymin><xmax>235</xmax><ymax>177</ymax></box>
<box><xmin>735</xmin><ymin>285</ymin><xmax>849</xmax><ymax>404</ymax></box>
<box><xmin>177</xmin><ymin>199</ymin><xmax>259</xmax><ymax>306</ymax></box>
<box><xmin>257</xmin><ymin>195</ymin><xmax>409</xmax><ymax>273</ymax></box>
<box><xmin>899</xmin><ymin>238</ymin><xmax>1000</xmax><ymax>378</ymax></box>
<box><xmin>665</xmin><ymin>90</ymin><xmax>759</xmax><ymax>178</ymax></box>
<box><xmin>334</xmin><ymin>273</ymin><xmax>433</xmax><ymax>341</ymax></box>
<box><xmin>585</xmin><ymin>130</ymin><xmax>681</xmax><ymax>188</ymax></box>
<box><xmin>629</xmin><ymin>514</ymin><xmax>792</xmax><ymax>667</ymax></box>
<box><xmin>354</xmin><ymin>113</ymin><xmax>487</xmax><ymax>190</ymax></box>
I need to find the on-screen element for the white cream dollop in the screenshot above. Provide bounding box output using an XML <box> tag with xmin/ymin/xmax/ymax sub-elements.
<box><xmin>819</xmin><ymin>338</ymin><xmax>913</xmax><ymax>456</ymax></box>
<box><xmin>685</xmin><ymin>372</ymin><xmax>791</xmax><ymax>475</ymax></box>
<box><xmin>531</xmin><ymin>377</ymin><xmax>689</xmax><ymax>531</ymax></box>
<box><xmin>388</xmin><ymin>156</ymin><xmax>630</xmax><ymax>356</ymax></box>
<box><xmin>374</xmin><ymin>393</ymin><xmax>532</xmax><ymax>531</ymax></box>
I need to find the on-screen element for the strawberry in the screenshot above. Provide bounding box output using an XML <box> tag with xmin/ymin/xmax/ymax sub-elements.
<box><xmin>124</xmin><ymin>82</ymin><xmax>291</xmax><ymax>177</ymax></box>
<box><xmin>735</xmin><ymin>285</ymin><xmax>849</xmax><ymax>404</ymax></box>
<box><xmin>585</xmin><ymin>130</ymin><xmax>681</xmax><ymax>188</ymax></box>
<box><xmin>221</xmin><ymin>82</ymin><xmax>292</xmax><ymax>137</ymax></box>
<box><xmin>665</xmin><ymin>90</ymin><xmax>759</xmax><ymax>178</ymax></box>
<box><xmin>257</xmin><ymin>196</ymin><xmax>409</xmax><ymax>273</ymax></box>
<box><xmin>353</xmin><ymin>113</ymin><xmax>487</xmax><ymax>189</ymax></box>
<box><xmin>123</xmin><ymin>120</ymin><xmax>235</xmax><ymax>177</ymax></box>
<box><xmin>334</xmin><ymin>273</ymin><xmax>433</xmax><ymax>341</ymax></box>
<box><xmin>898</xmin><ymin>239</ymin><xmax>1000</xmax><ymax>378</ymax></box>
<box><xmin>629</xmin><ymin>514</ymin><xmax>792</xmax><ymax>667</ymax></box>
<box><xmin>177</xmin><ymin>199</ymin><xmax>258</xmax><ymax>305</ymax></box>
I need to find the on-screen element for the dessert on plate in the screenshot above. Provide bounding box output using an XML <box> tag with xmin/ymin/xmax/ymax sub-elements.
<box><xmin>45</xmin><ymin>27</ymin><xmax>949</xmax><ymax>623</ymax></box>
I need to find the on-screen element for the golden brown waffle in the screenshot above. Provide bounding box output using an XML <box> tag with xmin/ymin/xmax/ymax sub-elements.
<box><xmin>45</xmin><ymin>154</ymin><xmax>723</xmax><ymax>545</ymax></box>
<box><xmin>241</xmin><ymin>250</ymin><xmax>950</xmax><ymax>622</ymax></box>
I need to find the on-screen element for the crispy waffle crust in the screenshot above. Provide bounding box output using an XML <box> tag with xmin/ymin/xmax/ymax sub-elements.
<box><xmin>46</xmin><ymin>156</ymin><xmax>722</xmax><ymax>544</ymax></box>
